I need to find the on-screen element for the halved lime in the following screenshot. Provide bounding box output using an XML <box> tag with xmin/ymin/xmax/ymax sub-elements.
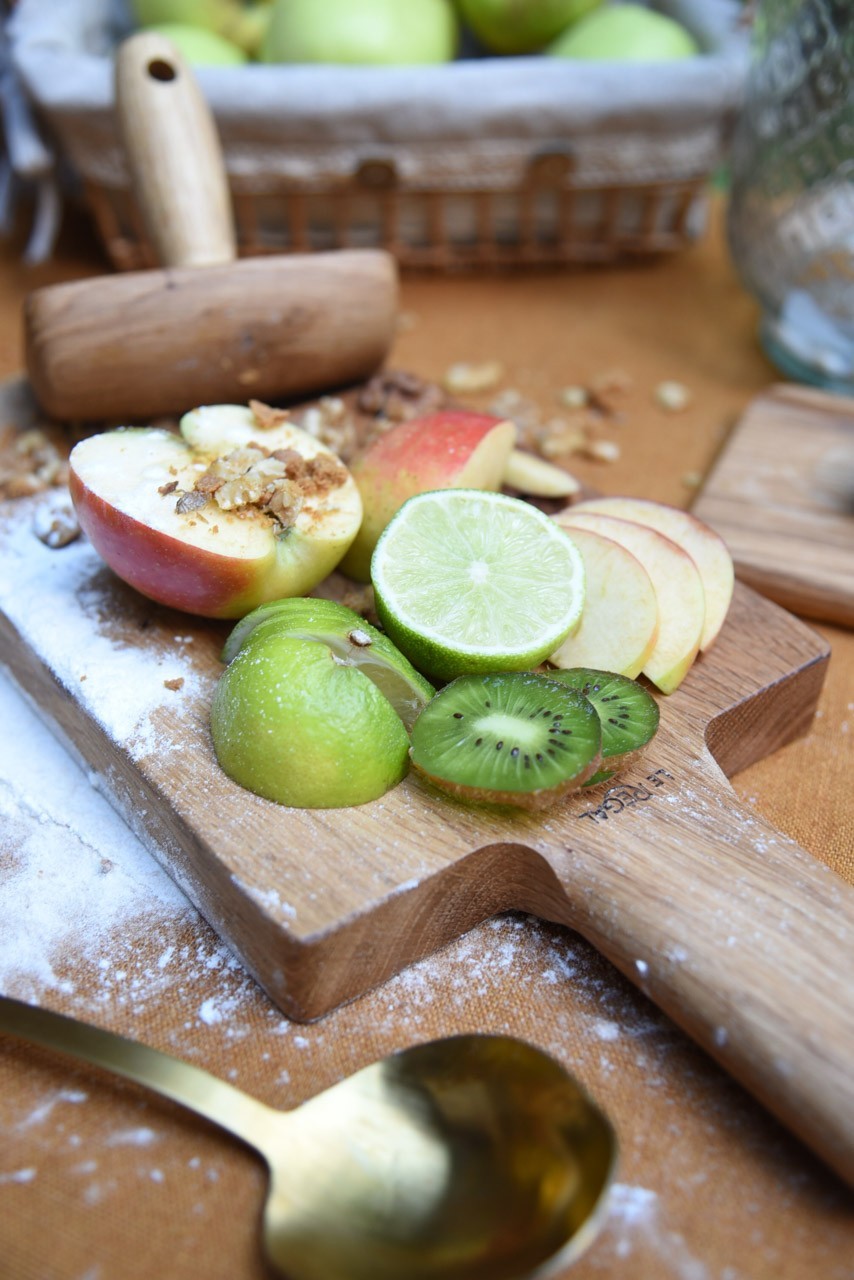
<box><xmin>371</xmin><ymin>490</ymin><xmax>585</xmax><ymax>682</ymax></box>
<box><xmin>220</xmin><ymin>597</ymin><xmax>434</xmax><ymax>731</ymax></box>
<box><xmin>211</xmin><ymin>632</ymin><xmax>412</xmax><ymax>809</ymax></box>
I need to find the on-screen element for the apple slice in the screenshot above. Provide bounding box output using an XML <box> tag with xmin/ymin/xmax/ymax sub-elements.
<box><xmin>69</xmin><ymin>403</ymin><xmax>362</xmax><ymax>619</ymax></box>
<box><xmin>555</xmin><ymin>509</ymin><xmax>705</xmax><ymax>694</ymax></box>
<box><xmin>338</xmin><ymin>409</ymin><xmax>516</xmax><ymax>581</ymax></box>
<box><xmin>549</xmin><ymin>526</ymin><xmax>659</xmax><ymax>679</ymax></box>
<box><xmin>570</xmin><ymin>495</ymin><xmax>734</xmax><ymax>650</ymax></box>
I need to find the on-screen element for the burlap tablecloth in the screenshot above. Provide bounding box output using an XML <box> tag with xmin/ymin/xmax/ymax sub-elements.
<box><xmin>1</xmin><ymin>200</ymin><xmax>852</xmax><ymax>1279</ymax></box>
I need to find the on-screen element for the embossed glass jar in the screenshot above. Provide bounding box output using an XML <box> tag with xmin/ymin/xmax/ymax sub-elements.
<box><xmin>727</xmin><ymin>0</ymin><xmax>854</xmax><ymax>392</ymax></box>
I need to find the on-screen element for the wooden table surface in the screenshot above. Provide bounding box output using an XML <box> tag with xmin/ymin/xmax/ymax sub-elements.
<box><xmin>1</xmin><ymin>197</ymin><xmax>852</xmax><ymax>1280</ymax></box>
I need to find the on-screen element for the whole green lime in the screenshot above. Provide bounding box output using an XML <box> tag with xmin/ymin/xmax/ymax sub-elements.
<box><xmin>211</xmin><ymin>631</ymin><xmax>411</xmax><ymax>808</ymax></box>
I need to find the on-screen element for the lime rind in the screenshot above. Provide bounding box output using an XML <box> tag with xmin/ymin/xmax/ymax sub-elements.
<box><xmin>409</xmin><ymin>672</ymin><xmax>602</xmax><ymax>810</ymax></box>
<box><xmin>211</xmin><ymin>632</ymin><xmax>410</xmax><ymax>809</ymax></box>
<box><xmin>221</xmin><ymin>597</ymin><xmax>434</xmax><ymax>730</ymax></box>
<box><xmin>372</xmin><ymin>489</ymin><xmax>585</xmax><ymax>682</ymax></box>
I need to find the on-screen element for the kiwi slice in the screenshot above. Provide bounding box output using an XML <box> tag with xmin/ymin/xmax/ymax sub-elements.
<box><xmin>409</xmin><ymin>672</ymin><xmax>602</xmax><ymax>811</ymax></box>
<box><xmin>546</xmin><ymin>668</ymin><xmax>660</xmax><ymax>784</ymax></box>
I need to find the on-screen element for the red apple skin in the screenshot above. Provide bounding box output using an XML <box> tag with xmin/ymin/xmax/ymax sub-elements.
<box><xmin>339</xmin><ymin>410</ymin><xmax>516</xmax><ymax>581</ymax></box>
<box><xmin>70</xmin><ymin>470</ymin><xmax>263</xmax><ymax>618</ymax></box>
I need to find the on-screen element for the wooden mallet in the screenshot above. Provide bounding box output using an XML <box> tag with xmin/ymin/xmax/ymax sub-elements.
<box><xmin>23</xmin><ymin>32</ymin><xmax>399</xmax><ymax>423</ymax></box>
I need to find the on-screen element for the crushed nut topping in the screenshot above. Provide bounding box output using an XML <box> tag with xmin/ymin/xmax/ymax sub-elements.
<box><xmin>175</xmin><ymin>489</ymin><xmax>209</xmax><ymax>515</ymax></box>
<box><xmin>158</xmin><ymin>479</ymin><xmax>179</xmax><ymax>495</ymax></box>
<box><xmin>163</xmin><ymin>677</ymin><xmax>185</xmax><ymax>691</ymax></box>
<box><xmin>171</xmin><ymin>440</ymin><xmax>348</xmax><ymax>530</ymax></box>
<box><xmin>249</xmin><ymin>400</ymin><xmax>292</xmax><ymax>430</ymax></box>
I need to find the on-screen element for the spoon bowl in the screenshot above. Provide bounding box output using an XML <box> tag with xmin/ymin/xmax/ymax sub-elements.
<box><xmin>0</xmin><ymin>997</ymin><xmax>616</xmax><ymax>1280</ymax></box>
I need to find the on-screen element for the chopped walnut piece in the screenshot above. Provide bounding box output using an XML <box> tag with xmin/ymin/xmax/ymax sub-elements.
<box><xmin>249</xmin><ymin>400</ymin><xmax>291</xmax><ymax>430</ymax></box>
<box><xmin>655</xmin><ymin>380</ymin><xmax>692</xmax><ymax>412</ymax></box>
<box><xmin>442</xmin><ymin>360</ymin><xmax>504</xmax><ymax>395</ymax></box>
<box><xmin>262</xmin><ymin>480</ymin><xmax>304</xmax><ymax>528</ymax></box>
<box><xmin>158</xmin><ymin>479</ymin><xmax>179</xmax><ymax>495</ymax></box>
<box><xmin>538</xmin><ymin>419</ymin><xmax>589</xmax><ymax>459</ymax></box>
<box><xmin>33</xmin><ymin>504</ymin><xmax>81</xmax><ymax>548</ymax></box>
<box><xmin>214</xmin><ymin>456</ymin><xmax>288</xmax><ymax>511</ymax></box>
<box><xmin>163</xmin><ymin>677</ymin><xmax>185</xmax><ymax>691</ymax></box>
<box><xmin>0</xmin><ymin>424</ymin><xmax>69</xmax><ymax>500</ymax></box>
<box><xmin>582</xmin><ymin>438</ymin><xmax>621</xmax><ymax>463</ymax></box>
<box><xmin>357</xmin><ymin>369</ymin><xmax>445</xmax><ymax>422</ymax></box>
<box><xmin>175</xmin><ymin>489</ymin><xmax>209</xmax><ymax>515</ymax></box>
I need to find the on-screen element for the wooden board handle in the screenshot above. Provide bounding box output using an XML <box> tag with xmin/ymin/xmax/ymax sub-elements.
<box><xmin>532</xmin><ymin>751</ymin><xmax>854</xmax><ymax>1186</ymax></box>
<box><xmin>114</xmin><ymin>32</ymin><xmax>236</xmax><ymax>269</ymax></box>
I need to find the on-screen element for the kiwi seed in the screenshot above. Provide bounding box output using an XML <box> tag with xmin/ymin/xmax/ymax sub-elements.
<box><xmin>409</xmin><ymin>671</ymin><xmax>602</xmax><ymax>810</ymax></box>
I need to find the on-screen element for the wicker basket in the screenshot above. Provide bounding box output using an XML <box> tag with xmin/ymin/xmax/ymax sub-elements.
<box><xmin>9</xmin><ymin>0</ymin><xmax>749</xmax><ymax>271</ymax></box>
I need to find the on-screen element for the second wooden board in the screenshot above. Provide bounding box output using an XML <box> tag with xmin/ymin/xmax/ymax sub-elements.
<box><xmin>693</xmin><ymin>383</ymin><xmax>854</xmax><ymax>628</ymax></box>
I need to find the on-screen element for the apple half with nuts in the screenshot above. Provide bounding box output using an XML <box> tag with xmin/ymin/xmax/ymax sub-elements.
<box><xmin>68</xmin><ymin>402</ymin><xmax>362</xmax><ymax>619</ymax></box>
<box><xmin>339</xmin><ymin>409</ymin><xmax>517</xmax><ymax>581</ymax></box>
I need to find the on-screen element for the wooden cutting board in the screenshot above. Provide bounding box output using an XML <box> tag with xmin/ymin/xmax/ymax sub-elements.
<box><xmin>693</xmin><ymin>384</ymin><xmax>854</xmax><ymax>628</ymax></box>
<box><xmin>2</xmin><ymin>375</ymin><xmax>854</xmax><ymax>1188</ymax></box>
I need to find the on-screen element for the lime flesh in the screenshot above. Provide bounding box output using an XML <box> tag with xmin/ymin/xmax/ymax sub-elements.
<box><xmin>371</xmin><ymin>490</ymin><xmax>585</xmax><ymax>683</ymax></box>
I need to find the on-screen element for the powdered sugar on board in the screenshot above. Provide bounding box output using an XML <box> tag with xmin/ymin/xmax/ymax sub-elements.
<box><xmin>0</xmin><ymin>492</ymin><xmax>210</xmax><ymax>761</ymax></box>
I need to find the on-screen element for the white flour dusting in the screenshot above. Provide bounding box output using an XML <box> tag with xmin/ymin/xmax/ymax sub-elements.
<box><xmin>0</xmin><ymin>668</ymin><xmax>192</xmax><ymax>997</ymax></box>
<box><xmin>0</xmin><ymin>499</ymin><xmax>204</xmax><ymax>760</ymax></box>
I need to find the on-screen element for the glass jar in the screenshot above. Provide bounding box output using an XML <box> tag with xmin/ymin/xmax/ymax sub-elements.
<box><xmin>726</xmin><ymin>0</ymin><xmax>854</xmax><ymax>393</ymax></box>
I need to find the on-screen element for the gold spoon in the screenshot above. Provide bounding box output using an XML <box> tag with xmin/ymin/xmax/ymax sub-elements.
<box><xmin>0</xmin><ymin>995</ymin><xmax>616</xmax><ymax>1280</ymax></box>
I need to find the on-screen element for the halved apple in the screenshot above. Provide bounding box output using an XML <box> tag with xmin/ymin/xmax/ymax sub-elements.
<box><xmin>338</xmin><ymin>409</ymin><xmax>517</xmax><ymax>581</ymax></box>
<box><xmin>555</xmin><ymin>509</ymin><xmax>706</xmax><ymax>694</ymax></box>
<box><xmin>549</xmin><ymin>525</ymin><xmax>659</xmax><ymax>679</ymax></box>
<box><xmin>69</xmin><ymin>403</ymin><xmax>362</xmax><ymax>619</ymax></box>
<box><xmin>570</xmin><ymin>495</ymin><xmax>733</xmax><ymax>650</ymax></box>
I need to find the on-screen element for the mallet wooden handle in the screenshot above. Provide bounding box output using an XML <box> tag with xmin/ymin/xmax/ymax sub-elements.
<box><xmin>532</xmin><ymin>749</ymin><xmax>854</xmax><ymax>1186</ymax></box>
<box><xmin>23</xmin><ymin>31</ymin><xmax>398</xmax><ymax>421</ymax></box>
<box><xmin>115</xmin><ymin>32</ymin><xmax>236</xmax><ymax>269</ymax></box>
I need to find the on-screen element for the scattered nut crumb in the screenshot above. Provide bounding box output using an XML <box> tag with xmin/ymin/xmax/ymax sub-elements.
<box><xmin>163</xmin><ymin>677</ymin><xmax>184</xmax><ymax>691</ymax></box>
<box><xmin>557</xmin><ymin>386</ymin><xmax>589</xmax><ymax>410</ymax></box>
<box><xmin>655</xmin><ymin>380</ymin><xmax>692</xmax><ymax>412</ymax></box>
<box><xmin>0</xmin><ymin>424</ymin><xmax>69</xmax><ymax>500</ymax></box>
<box><xmin>33</xmin><ymin>504</ymin><xmax>81</xmax><ymax>548</ymax></box>
<box><xmin>582</xmin><ymin>438</ymin><xmax>621</xmax><ymax>463</ymax></box>
<box><xmin>158</xmin><ymin>480</ymin><xmax>178</xmax><ymax>496</ymax></box>
<box><xmin>538</xmin><ymin>420</ymin><xmax>589</xmax><ymax>459</ymax></box>
<box><xmin>442</xmin><ymin>360</ymin><xmax>504</xmax><ymax>396</ymax></box>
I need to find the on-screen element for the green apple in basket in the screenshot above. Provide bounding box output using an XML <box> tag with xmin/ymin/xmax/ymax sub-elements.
<box><xmin>260</xmin><ymin>0</ymin><xmax>458</xmax><ymax>65</ymax></box>
<box><xmin>456</xmin><ymin>0</ymin><xmax>602</xmax><ymax>55</ymax></box>
<box><xmin>131</xmin><ymin>0</ymin><xmax>272</xmax><ymax>56</ymax></box>
<box><xmin>548</xmin><ymin>3</ymin><xmax>699</xmax><ymax>60</ymax></box>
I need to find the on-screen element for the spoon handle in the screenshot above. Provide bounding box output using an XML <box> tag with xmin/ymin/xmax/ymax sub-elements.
<box><xmin>0</xmin><ymin>996</ymin><xmax>274</xmax><ymax>1155</ymax></box>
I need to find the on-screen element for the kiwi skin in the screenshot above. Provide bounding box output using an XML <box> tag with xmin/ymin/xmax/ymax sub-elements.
<box><xmin>409</xmin><ymin>672</ymin><xmax>603</xmax><ymax>812</ymax></box>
